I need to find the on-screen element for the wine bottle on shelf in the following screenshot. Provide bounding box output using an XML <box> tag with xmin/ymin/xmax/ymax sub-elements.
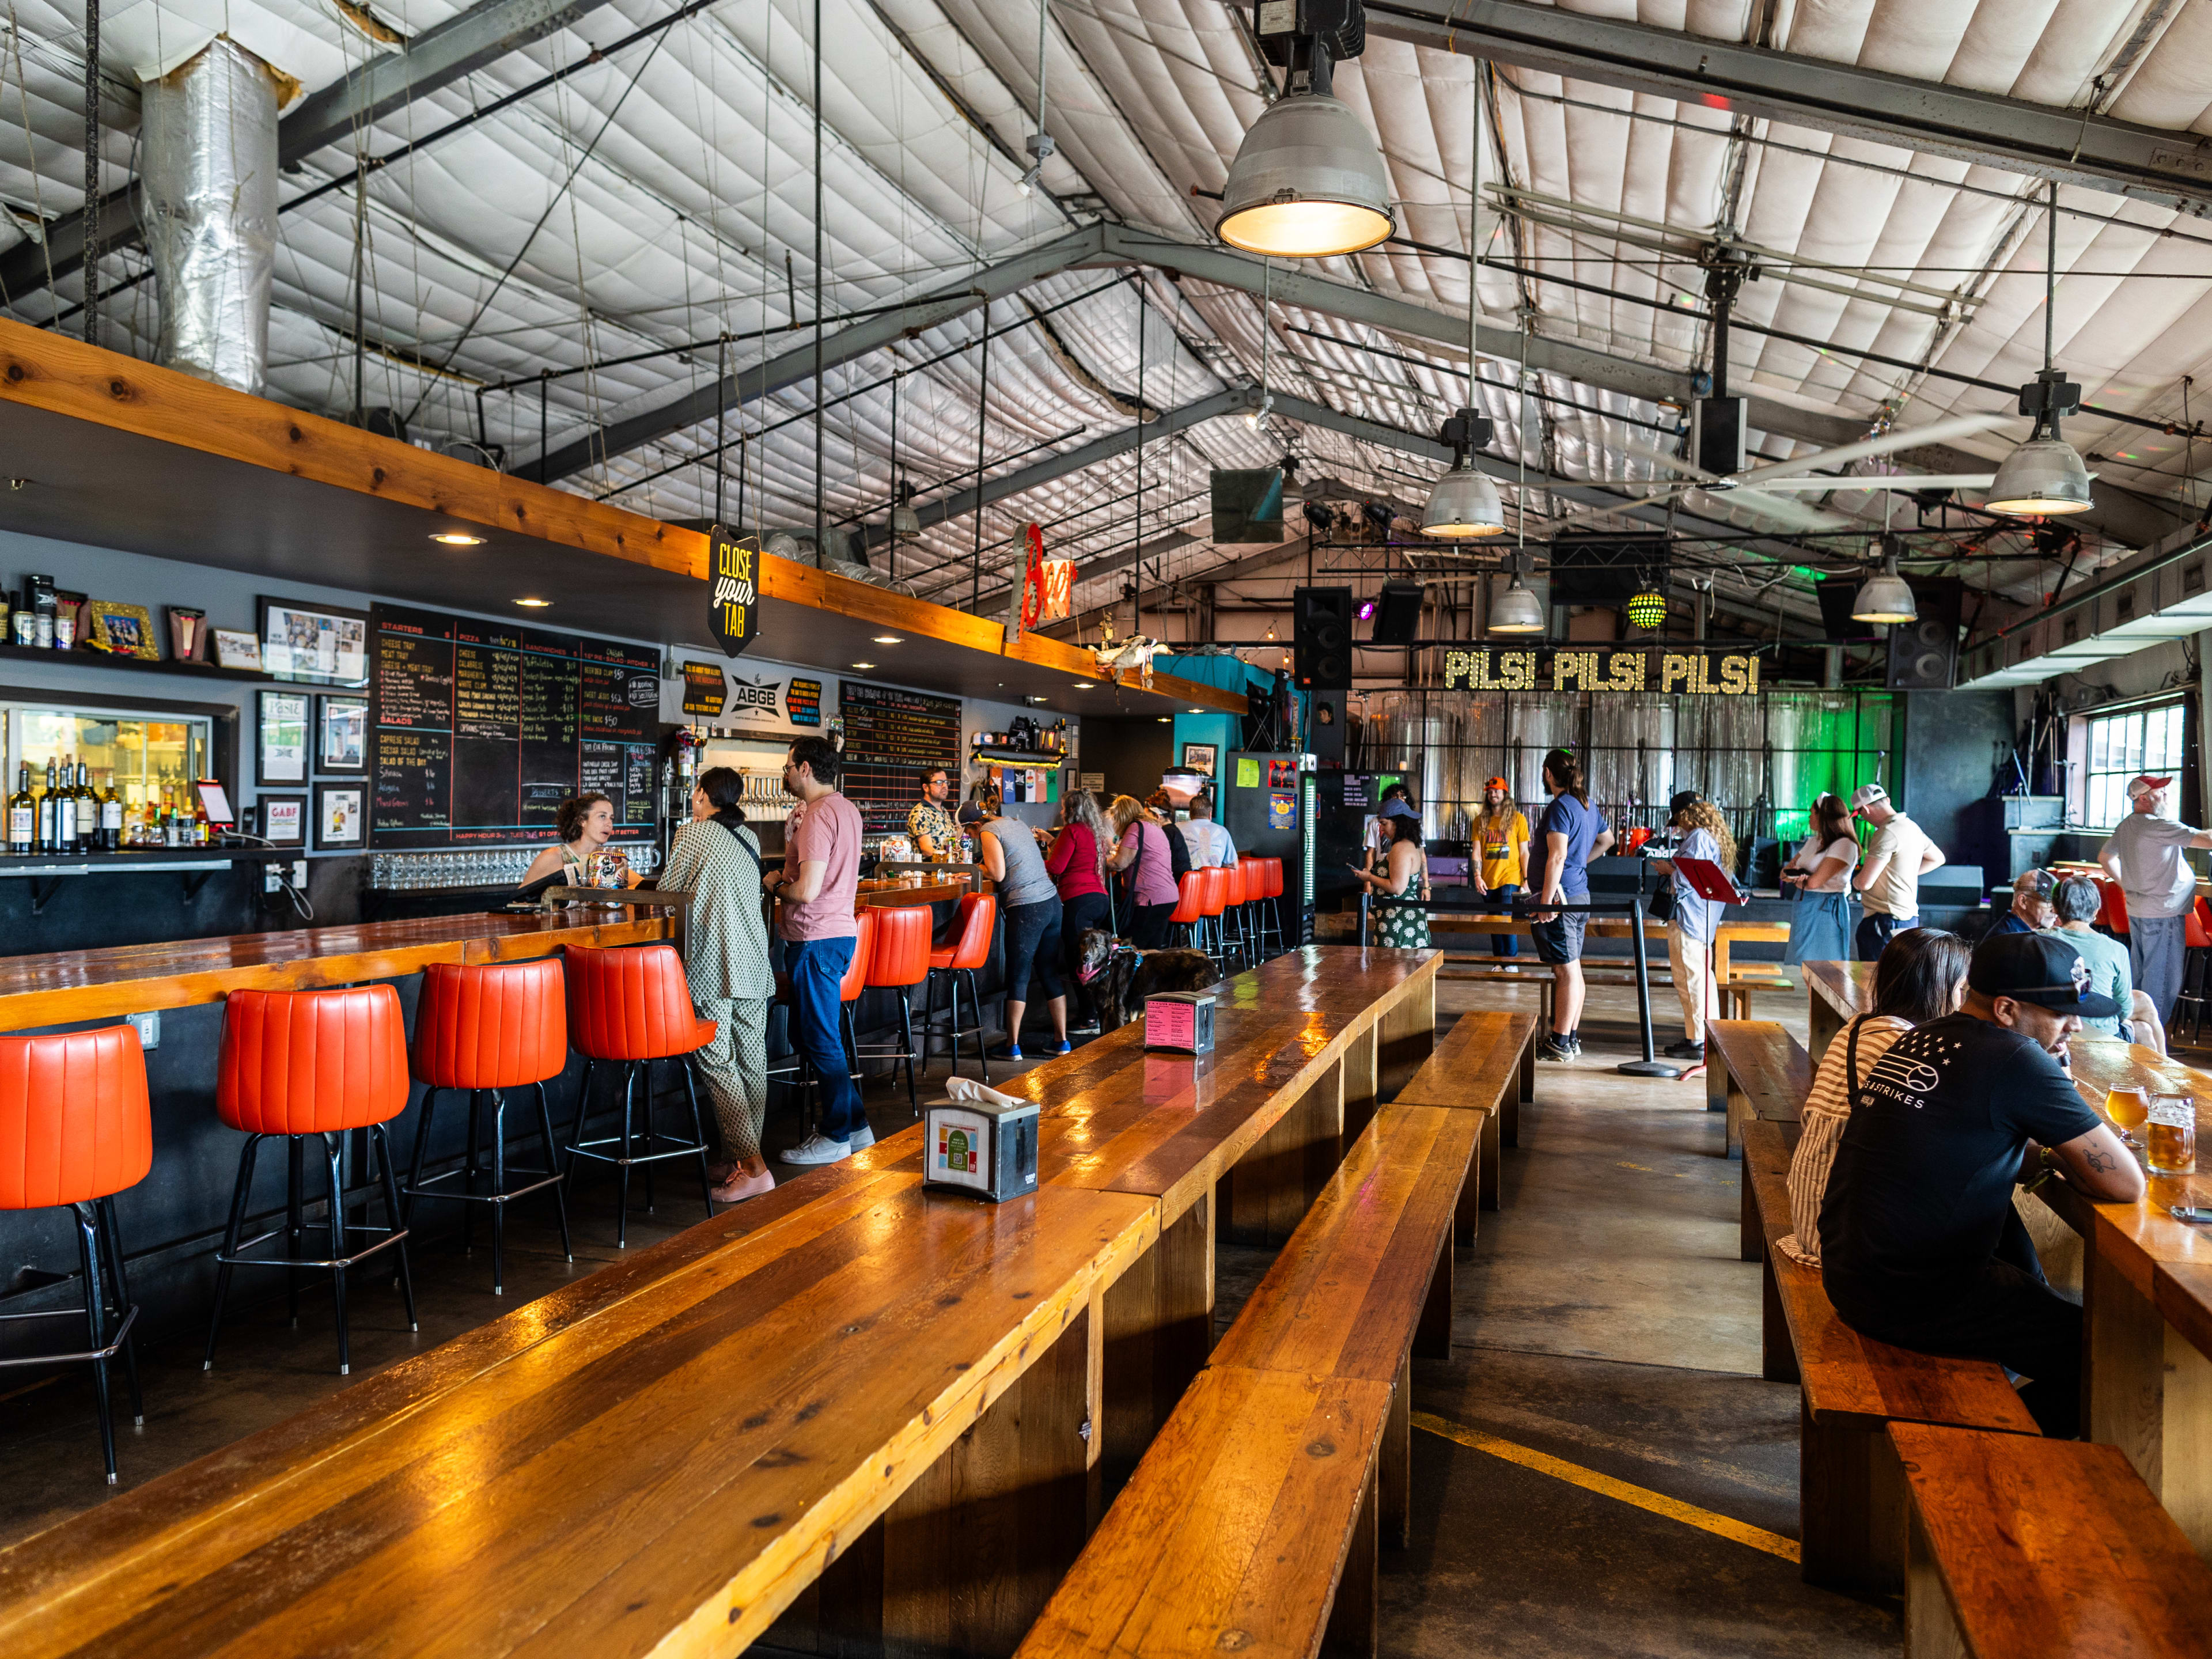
<box><xmin>6</xmin><ymin>763</ymin><xmax>31</xmax><ymax>855</ymax></box>
<box><xmin>35</xmin><ymin>759</ymin><xmax>55</xmax><ymax>853</ymax></box>
<box><xmin>50</xmin><ymin>758</ymin><xmax>74</xmax><ymax>853</ymax></box>
<box><xmin>192</xmin><ymin>787</ymin><xmax>210</xmax><ymax>847</ymax></box>
<box><xmin>74</xmin><ymin>762</ymin><xmax>96</xmax><ymax>854</ymax></box>
<box><xmin>100</xmin><ymin>775</ymin><xmax>122</xmax><ymax>851</ymax></box>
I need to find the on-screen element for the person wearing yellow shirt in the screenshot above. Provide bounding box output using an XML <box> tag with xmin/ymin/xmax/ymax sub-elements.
<box><xmin>1468</xmin><ymin>777</ymin><xmax>1531</xmax><ymax>958</ymax></box>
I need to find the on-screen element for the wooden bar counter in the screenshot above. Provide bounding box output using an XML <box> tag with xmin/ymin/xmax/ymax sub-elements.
<box><xmin>0</xmin><ymin>945</ymin><xmax>1444</xmax><ymax>1659</ymax></box>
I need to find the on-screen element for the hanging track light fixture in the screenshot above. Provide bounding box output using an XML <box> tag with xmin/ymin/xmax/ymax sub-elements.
<box><xmin>1218</xmin><ymin>0</ymin><xmax>1393</xmax><ymax>259</ymax></box>
<box><xmin>1490</xmin><ymin>548</ymin><xmax>1544</xmax><ymax>634</ymax></box>
<box><xmin>1988</xmin><ymin>181</ymin><xmax>2096</xmax><ymax>518</ymax></box>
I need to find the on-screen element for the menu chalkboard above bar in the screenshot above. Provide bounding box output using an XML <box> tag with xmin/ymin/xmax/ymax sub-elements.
<box><xmin>839</xmin><ymin>679</ymin><xmax>962</xmax><ymax>767</ymax></box>
<box><xmin>372</xmin><ymin>605</ymin><xmax>662</xmax><ymax>847</ymax></box>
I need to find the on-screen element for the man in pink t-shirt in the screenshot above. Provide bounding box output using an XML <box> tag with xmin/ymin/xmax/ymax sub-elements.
<box><xmin>767</xmin><ymin>736</ymin><xmax>867</xmax><ymax>1164</ymax></box>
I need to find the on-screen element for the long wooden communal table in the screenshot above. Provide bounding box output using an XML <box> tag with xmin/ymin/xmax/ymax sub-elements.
<box><xmin>1802</xmin><ymin>957</ymin><xmax>1872</xmax><ymax>1062</ymax></box>
<box><xmin>0</xmin><ymin>945</ymin><xmax>1440</xmax><ymax>1659</ymax></box>
<box><xmin>0</xmin><ymin>878</ymin><xmax>977</xmax><ymax>1035</ymax></box>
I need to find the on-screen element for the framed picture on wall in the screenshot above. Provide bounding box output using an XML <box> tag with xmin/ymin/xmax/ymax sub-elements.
<box><xmin>257</xmin><ymin>794</ymin><xmax>307</xmax><ymax>846</ymax></box>
<box><xmin>259</xmin><ymin>597</ymin><xmax>370</xmax><ymax>687</ymax></box>
<box><xmin>316</xmin><ymin>694</ymin><xmax>369</xmax><ymax>774</ymax></box>
<box><xmin>313</xmin><ymin>781</ymin><xmax>368</xmax><ymax>850</ymax></box>
<box><xmin>256</xmin><ymin>690</ymin><xmax>312</xmax><ymax>786</ymax></box>
<box><xmin>1180</xmin><ymin>743</ymin><xmax>1218</xmax><ymax>778</ymax></box>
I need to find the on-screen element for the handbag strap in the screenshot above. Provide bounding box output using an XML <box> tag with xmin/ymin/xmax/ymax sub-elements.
<box><xmin>718</xmin><ymin>817</ymin><xmax>762</xmax><ymax>874</ymax></box>
<box><xmin>1844</xmin><ymin>1018</ymin><xmax>1868</xmax><ymax>1115</ymax></box>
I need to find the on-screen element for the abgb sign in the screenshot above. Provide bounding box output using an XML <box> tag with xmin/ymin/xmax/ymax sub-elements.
<box><xmin>708</xmin><ymin>523</ymin><xmax>760</xmax><ymax>658</ymax></box>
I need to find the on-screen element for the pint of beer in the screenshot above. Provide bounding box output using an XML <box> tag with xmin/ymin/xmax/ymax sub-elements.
<box><xmin>2147</xmin><ymin>1093</ymin><xmax>2197</xmax><ymax>1177</ymax></box>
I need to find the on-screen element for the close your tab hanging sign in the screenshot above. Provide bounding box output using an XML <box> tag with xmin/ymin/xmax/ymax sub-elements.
<box><xmin>709</xmin><ymin>523</ymin><xmax>760</xmax><ymax>658</ymax></box>
<box><xmin>1442</xmin><ymin>647</ymin><xmax>1763</xmax><ymax>695</ymax></box>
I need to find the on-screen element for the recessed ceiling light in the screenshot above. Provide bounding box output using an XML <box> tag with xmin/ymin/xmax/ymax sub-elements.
<box><xmin>852</xmin><ymin>661</ymin><xmax>876</xmax><ymax>670</ymax></box>
<box><xmin>1072</xmin><ymin>681</ymin><xmax>1094</xmax><ymax>689</ymax></box>
<box><xmin>1155</xmin><ymin>716</ymin><xmax>1171</xmax><ymax>724</ymax></box>
<box><xmin>514</xmin><ymin>597</ymin><xmax>552</xmax><ymax>608</ymax></box>
<box><xmin>1187</xmin><ymin>707</ymin><xmax>1204</xmax><ymax>714</ymax></box>
<box><xmin>431</xmin><ymin>531</ymin><xmax>486</xmax><ymax>546</ymax></box>
<box><xmin>873</xmin><ymin>634</ymin><xmax>903</xmax><ymax>645</ymax></box>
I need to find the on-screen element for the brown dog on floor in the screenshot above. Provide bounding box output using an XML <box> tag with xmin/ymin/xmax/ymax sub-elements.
<box><xmin>1075</xmin><ymin>929</ymin><xmax>1219</xmax><ymax>1031</ymax></box>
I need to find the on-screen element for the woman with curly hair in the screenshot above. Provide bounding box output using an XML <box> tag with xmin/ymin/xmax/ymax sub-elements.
<box><xmin>1649</xmin><ymin>790</ymin><xmax>1738</xmax><ymax>1060</ymax></box>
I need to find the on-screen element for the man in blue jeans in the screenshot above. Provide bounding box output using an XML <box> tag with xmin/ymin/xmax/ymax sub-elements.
<box><xmin>769</xmin><ymin>736</ymin><xmax>870</xmax><ymax>1165</ymax></box>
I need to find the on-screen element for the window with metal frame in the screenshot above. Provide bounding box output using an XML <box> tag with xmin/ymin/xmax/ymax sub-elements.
<box><xmin>2082</xmin><ymin>699</ymin><xmax>2186</xmax><ymax>831</ymax></box>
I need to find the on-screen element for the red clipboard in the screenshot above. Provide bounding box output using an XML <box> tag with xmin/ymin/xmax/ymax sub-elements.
<box><xmin>1672</xmin><ymin>855</ymin><xmax>1745</xmax><ymax>906</ymax></box>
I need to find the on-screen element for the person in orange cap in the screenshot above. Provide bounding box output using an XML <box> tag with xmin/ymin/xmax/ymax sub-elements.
<box><xmin>1468</xmin><ymin>775</ymin><xmax>1529</xmax><ymax>957</ymax></box>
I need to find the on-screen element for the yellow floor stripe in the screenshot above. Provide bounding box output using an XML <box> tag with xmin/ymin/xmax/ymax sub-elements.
<box><xmin>1412</xmin><ymin>1410</ymin><xmax>1801</xmax><ymax>1564</ymax></box>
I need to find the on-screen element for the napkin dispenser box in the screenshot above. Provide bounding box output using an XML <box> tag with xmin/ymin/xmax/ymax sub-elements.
<box><xmin>1143</xmin><ymin>991</ymin><xmax>1215</xmax><ymax>1055</ymax></box>
<box><xmin>923</xmin><ymin>1097</ymin><xmax>1040</xmax><ymax>1202</ymax></box>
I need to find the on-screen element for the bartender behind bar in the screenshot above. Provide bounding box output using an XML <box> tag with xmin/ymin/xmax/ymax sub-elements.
<box><xmin>907</xmin><ymin>766</ymin><xmax>957</xmax><ymax>861</ymax></box>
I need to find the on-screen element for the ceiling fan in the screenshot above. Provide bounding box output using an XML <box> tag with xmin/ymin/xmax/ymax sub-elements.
<box><xmin>1542</xmin><ymin>411</ymin><xmax>2013</xmax><ymax>536</ymax></box>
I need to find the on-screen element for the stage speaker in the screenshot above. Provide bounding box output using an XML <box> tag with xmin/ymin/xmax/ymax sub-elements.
<box><xmin>1886</xmin><ymin>575</ymin><xmax>1963</xmax><ymax>690</ymax></box>
<box><xmin>1371</xmin><ymin>581</ymin><xmax>1424</xmax><ymax>646</ymax></box>
<box><xmin>1294</xmin><ymin>586</ymin><xmax>1353</xmax><ymax>690</ymax></box>
<box><xmin>1309</xmin><ymin>692</ymin><xmax>1346</xmax><ymax>766</ymax></box>
<box><xmin>1691</xmin><ymin>396</ymin><xmax>1745</xmax><ymax>476</ymax></box>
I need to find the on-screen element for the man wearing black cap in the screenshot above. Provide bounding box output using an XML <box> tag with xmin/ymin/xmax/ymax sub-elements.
<box><xmin>1818</xmin><ymin>933</ymin><xmax>2144</xmax><ymax>1437</ymax></box>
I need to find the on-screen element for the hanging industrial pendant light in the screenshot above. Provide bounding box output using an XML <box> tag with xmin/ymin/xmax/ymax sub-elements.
<box><xmin>1850</xmin><ymin>537</ymin><xmax>1918</xmax><ymax>624</ymax></box>
<box><xmin>1490</xmin><ymin>549</ymin><xmax>1544</xmax><ymax>632</ymax></box>
<box><xmin>1987</xmin><ymin>181</ymin><xmax>2095</xmax><ymax>517</ymax></box>
<box><xmin>1218</xmin><ymin>0</ymin><xmax>1393</xmax><ymax>259</ymax></box>
<box><xmin>1421</xmin><ymin>63</ymin><xmax>1503</xmax><ymax>539</ymax></box>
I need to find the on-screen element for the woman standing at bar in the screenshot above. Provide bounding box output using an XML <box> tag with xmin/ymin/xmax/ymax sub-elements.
<box><xmin>1107</xmin><ymin>794</ymin><xmax>1178</xmax><ymax>948</ymax></box>
<box><xmin>1044</xmin><ymin>789</ymin><xmax>1112</xmax><ymax>1032</ymax></box>
<box><xmin>1781</xmin><ymin>792</ymin><xmax>1859</xmax><ymax>965</ymax></box>
<box><xmin>656</xmin><ymin>766</ymin><xmax>776</xmax><ymax>1203</ymax></box>
<box><xmin>518</xmin><ymin>793</ymin><xmax>642</xmax><ymax>891</ymax></box>
<box><xmin>978</xmin><ymin>802</ymin><xmax>1068</xmax><ymax>1060</ymax></box>
<box><xmin>1349</xmin><ymin>801</ymin><xmax>1430</xmax><ymax>948</ymax></box>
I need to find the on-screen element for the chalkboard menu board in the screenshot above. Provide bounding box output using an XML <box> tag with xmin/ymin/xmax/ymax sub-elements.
<box><xmin>371</xmin><ymin>605</ymin><xmax>661</xmax><ymax>847</ymax></box>
<box><xmin>839</xmin><ymin>680</ymin><xmax>963</xmax><ymax>766</ymax></box>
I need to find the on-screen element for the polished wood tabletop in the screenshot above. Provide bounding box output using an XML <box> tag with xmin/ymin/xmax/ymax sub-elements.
<box><xmin>0</xmin><ymin>945</ymin><xmax>1442</xmax><ymax>1659</ymax></box>
<box><xmin>1802</xmin><ymin>958</ymin><xmax>1872</xmax><ymax>1018</ymax></box>
<box><xmin>2054</xmin><ymin>1037</ymin><xmax>2212</xmax><ymax>1290</ymax></box>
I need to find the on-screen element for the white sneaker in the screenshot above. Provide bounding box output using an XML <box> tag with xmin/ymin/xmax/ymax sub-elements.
<box><xmin>780</xmin><ymin>1132</ymin><xmax>851</xmax><ymax>1166</ymax></box>
<box><xmin>846</xmin><ymin>1123</ymin><xmax>876</xmax><ymax>1150</ymax></box>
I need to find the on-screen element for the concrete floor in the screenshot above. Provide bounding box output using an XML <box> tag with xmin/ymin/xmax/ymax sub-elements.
<box><xmin>0</xmin><ymin>975</ymin><xmax>1903</xmax><ymax>1653</ymax></box>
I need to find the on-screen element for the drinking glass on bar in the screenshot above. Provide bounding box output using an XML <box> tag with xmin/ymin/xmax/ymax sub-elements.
<box><xmin>2104</xmin><ymin>1085</ymin><xmax>2150</xmax><ymax>1147</ymax></box>
<box><xmin>2147</xmin><ymin>1093</ymin><xmax>2197</xmax><ymax>1177</ymax></box>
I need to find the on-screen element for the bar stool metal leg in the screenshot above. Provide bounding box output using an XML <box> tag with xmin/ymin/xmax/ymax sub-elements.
<box><xmin>70</xmin><ymin>1200</ymin><xmax>118</xmax><ymax>1483</ymax></box>
<box><xmin>403</xmin><ymin>1086</ymin><xmax>441</xmax><ymax>1232</ymax></box>
<box><xmin>372</xmin><ymin>1126</ymin><xmax>418</xmax><ymax>1331</ymax></box>
<box><xmin>204</xmin><ymin>1133</ymin><xmax>262</xmax><ymax>1372</ymax></box>
<box><xmin>901</xmin><ymin>990</ymin><xmax>919</xmax><ymax>1111</ymax></box>
<box><xmin>642</xmin><ymin>1059</ymin><xmax>658</xmax><ymax>1217</ymax></box>
<box><xmin>285</xmin><ymin>1137</ymin><xmax>305</xmax><ymax>1328</ymax></box>
<box><xmin>535</xmin><ymin>1082</ymin><xmax>574</xmax><ymax>1263</ymax></box>
<box><xmin>680</xmin><ymin>1062</ymin><xmax>715</xmax><ymax>1218</ymax></box>
<box><xmin>96</xmin><ymin>1196</ymin><xmax>143</xmax><ymax>1427</ymax></box>
<box><xmin>324</xmin><ymin>1132</ymin><xmax>352</xmax><ymax>1374</ymax></box>
<box><xmin>565</xmin><ymin>1060</ymin><xmax>596</xmax><ymax>1183</ymax></box>
<box><xmin>617</xmin><ymin>1062</ymin><xmax>638</xmax><ymax>1250</ymax></box>
<box><xmin>488</xmin><ymin>1090</ymin><xmax>509</xmax><ymax>1294</ymax></box>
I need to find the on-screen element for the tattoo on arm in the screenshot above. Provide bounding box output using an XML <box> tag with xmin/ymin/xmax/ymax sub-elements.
<box><xmin>2084</xmin><ymin>1145</ymin><xmax>2118</xmax><ymax>1173</ymax></box>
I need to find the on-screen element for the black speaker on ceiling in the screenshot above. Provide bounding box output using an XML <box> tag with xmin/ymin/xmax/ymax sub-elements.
<box><xmin>1815</xmin><ymin>576</ymin><xmax>1878</xmax><ymax>644</ymax></box>
<box><xmin>1370</xmin><ymin>581</ymin><xmax>1425</xmax><ymax>646</ymax></box>
<box><xmin>1885</xmin><ymin>575</ymin><xmax>1964</xmax><ymax>691</ymax></box>
<box><xmin>1294</xmin><ymin>586</ymin><xmax>1354</xmax><ymax>691</ymax></box>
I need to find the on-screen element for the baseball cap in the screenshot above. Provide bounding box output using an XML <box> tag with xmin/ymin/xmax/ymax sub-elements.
<box><xmin>1380</xmin><ymin>800</ymin><xmax>1421</xmax><ymax>823</ymax></box>
<box><xmin>1669</xmin><ymin>789</ymin><xmax>1703</xmax><ymax>817</ymax></box>
<box><xmin>1967</xmin><ymin>933</ymin><xmax>2122</xmax><ymax>1019</ymax></box>
<box><xmin>1484</xmin><ymin>776</ymin><xmax>1509</xmax><ymax>791</ymax></box>
<box><xmin>2127</xmin><ymin>774</ymin><xmax>2173</xmax><ymax>801</ymax></box>
<box><xmin>1848</xmin><ymin>783</ymin><xmax>1888</xmax><ymax>812</ymax></box>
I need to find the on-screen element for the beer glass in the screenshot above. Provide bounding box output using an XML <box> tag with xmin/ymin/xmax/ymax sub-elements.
<box><xmin>2147</xmin><ymin>1093</ymin><xmax>2198</xmax><ymax>1177</ymax></box>
<box><xmin>2105</xmin><ymin>1085</ymin><xmax>2151</xmax><ymax>1146</ymax></box>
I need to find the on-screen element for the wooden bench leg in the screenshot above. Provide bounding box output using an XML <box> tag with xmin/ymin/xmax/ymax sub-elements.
<box><xmin>2085</xmin><ymin>1244</ymin><xmax>2212</xmax><ymax>1554</ymax></box>
<box><xmin>1456</xmin><ymin>1126</ymin><xmax>1480</xmax><ymax>1246</ymax></box>
<box><xmin>1516</xmin><ymin>1031</ymin><xmax>1534</xmax><ymax>1112</ymax></box>
<box><xmin>1342</xmin><ymin>1028</ymin><xmax>1379</xmax><ymax>1146</ymax></box>
<box><xmin>1377</xmin><ymin>972</ymin><xmax>1436</xmax><ymax>1099</ymax></box>
<box><xmin>1800</xmin><ymin>1401</ymin><xmax>1906</xmax><ymax>1597</ymax></box>
<box><xmin>1225</xmin><ymin>1063</ymin><xmax>1345</xmax><ymax>1247</ymax></box>
<box><xmin>1707</xmin><ymin>1049</ymin><xmax>1732</xmax><ymax>1116</ymax></box>
<box><xmin>1380</xmin><ymin>1355</ymin><xmax>1411</xmax><ymax>1550</ymax></box>
<box><xmin>1760</xmin><ymin>1249</ymin><xmax>1798</xmax><ymax>1384</ymax></box>
<box><xmin>1904</xmin><ymin>1502</ymin><xmax>1968</xmax><ymax>1659</ymax></box>
<box><xmin>1479</xmin><ymin>1105</ymin><xmax>1501</xmax><ymax>1213</ymax></box>
<box><xmin>1415</xmin><ymin>1230</ymin><xmax>1454</xmax><ymax>1360</ymax></box>
<box><xmin>1102</xmin><ymin>1192</ymin><xmax>1214</xmax><ymax>1502</ymax></box>
<box><xmin>1740</xmin><ymin>1164</ymin><xmax>1762</xmax><ymax>1264</ymax></box>
<box><xmin>1321</xmin><ymin>1464</ymin><xmax>1380</xmax><ymax>1659</ymax></box>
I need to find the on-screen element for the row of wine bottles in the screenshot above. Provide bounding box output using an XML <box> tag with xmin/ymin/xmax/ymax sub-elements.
<box><xmin>5</xmin><ymin>759</ymin><xmax>210</xmax><ymax>854</ymax></box>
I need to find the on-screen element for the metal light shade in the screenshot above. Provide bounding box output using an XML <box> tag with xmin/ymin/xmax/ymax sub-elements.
<box><xmin>1850</xmin><ymin>563</ymin><xmax>1917</xmax><ymax>625</ymax></box>
<box><xmin>1419</xmin><ymin>456</ymin><xmax>1506</xmax><ymax>538</ymax></box>
<box><xmin>890</xmin><ymin>502</ymin><xmax>921</xmax><ymax>537</ymax></box>
<box><xmin>1216</xmin><ymin>92</ymin><xmax>1395</xmax><ymax>259</ymax></box>
<box><xmin>1986</xmin><ymin>435</ymin><xmax>2095</xmax><ymax>516</ymax></box>
<box><xmin>1490</xmin><ymin>575</ymin><xmax>1544</xmax><ymax>634</ymax></box>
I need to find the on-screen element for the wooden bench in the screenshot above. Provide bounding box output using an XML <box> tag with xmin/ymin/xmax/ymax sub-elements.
<box><xmin>1714</xmin><ymin>922</ymin><xmax>1793</xmax><ymax>1019</ymax></box>
<box><xmin>1021</xmin><ymin>1104</ymin><xmax>1476</xmax><ymax>1659</ymax></box>
<box><xmin>1395</xmin><ymin>1009</ymin><xmax>1537</xmax><ymax>1233</ymax></box>
<box><xmin>1705</xmin><ymin>1017</ymin><xmax>1812</xmax><ymax>1192</ymax></box>
<box><xmin>1891</xmin><ymin>1422</ymin><xmax>2212</xmax><ymax>1657</ymax></box>
<box><xmin>1740</xmin><ymin>1118</ymin><xmax>2043</xmax><ymax>1597</ymax></box>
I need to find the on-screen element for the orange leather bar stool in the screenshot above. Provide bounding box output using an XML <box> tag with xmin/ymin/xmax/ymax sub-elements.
<box><xmin>563</xmin><ymin>943</ymin><xmax>717</xmax><ymax>1249</ymax></box>
<box><xmin>0</xmin><ymin>1025</ymin><xmax>151</xmax><ymax>1483</ymax></box>
<box><xmin>403</xmin><ymin>958</ymin><xmax>574</xmax><ymax>1295</ymax></box>
<box><xmin>1255</xmin><ymin>855</ymin><xmax>1287</xmax><ymax>959</ymax></box>
<box><xmin>925</xmin><ymin>893</ymin><xmax>998</xmax><ymax>1082</ymax></box>
<box><xmin>206</xmin><ymin>986</ymin><xmax>416</xmax><ymax>1377</ymax></box>
<box><xmin>1196</xmin><ymin>866</ymin><xmax>1232</xmax><ymax>967</ymax></box>
<box><xmin>1217</xmin><ymin>861</ymin><xmax>1250</xmax><ymax>969</ymax></box>
<box><xmin>856</xmin><ymin>906</ymin><xmax>932</xmax><ymax>1111</ymax></box>
<box><xmin>1168</xmin><ymin>870</ymin><xmax>1207</xmax><ymax>952</ymax></box>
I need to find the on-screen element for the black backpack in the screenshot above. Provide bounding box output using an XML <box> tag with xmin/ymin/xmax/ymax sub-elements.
<box><xmin>1163</xmin><ymin>821</ymin><xmax>1193</xmax><ymax>885</ymax></box>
